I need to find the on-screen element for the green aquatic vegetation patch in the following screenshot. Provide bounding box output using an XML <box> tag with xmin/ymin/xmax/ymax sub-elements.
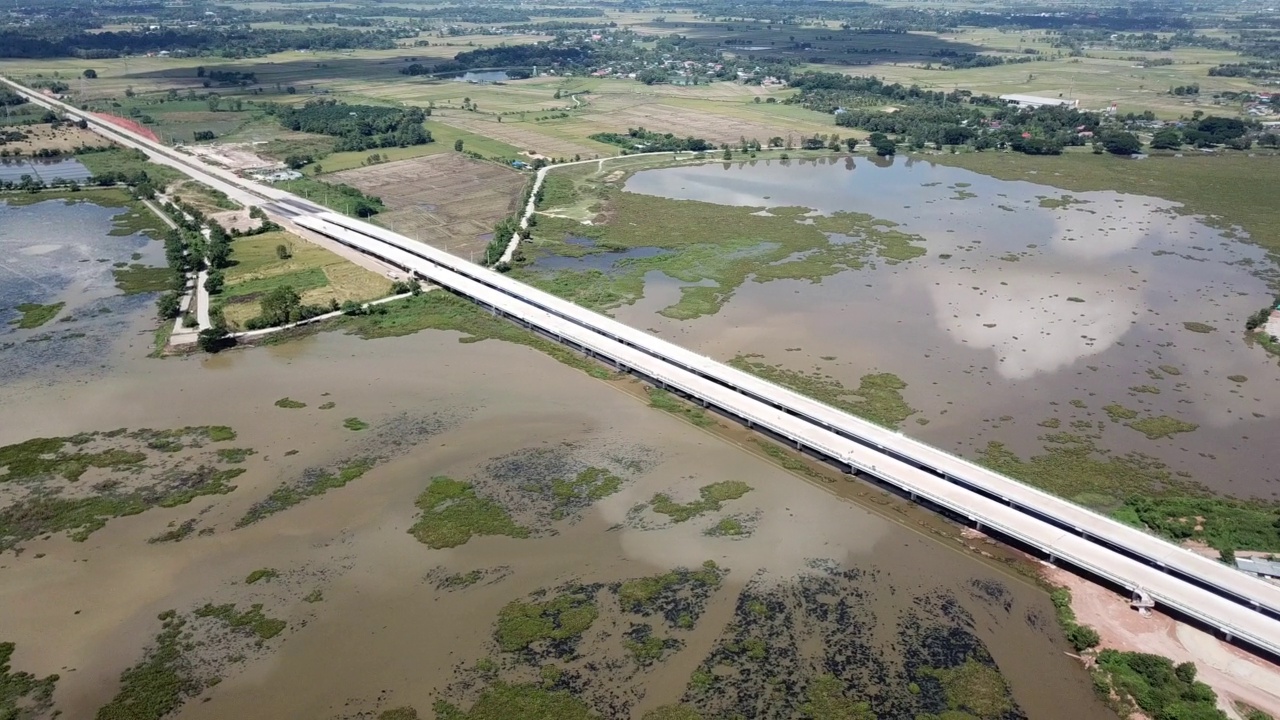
<box><xmin>706</xmin><ymin>516</ymin><xmax>746</xmax><ymax>537</ymax></box>
<box><xmin>749</xmin><ymin>438</ymin><xmax>825</xmax><ymax>481</ymax></box>
<box><xmin>977</xmin><ymin>433</ymin><xmax>1181</xmax><ymax>502</ymax></box>
<box><xmin>94</xmin><ymin>611</ymin><xmax>198</xmax><ymax>720</ymax></box>
<box><xmin>342</xmin><ymin>417</ymin><xmax>369</xmax><ymax>431</ymax></box>
<box><xmin>433</xmin><ymin>681</ymin><xmax>596</xmax><ymax>720</ymax></box>
<box><xmin>729</xmin><ymin>354</ymin><xmax>915</xmax><ymax>428</ymax></box>
<box><xmin>1103</xmin><ymin>403</ymin><xmax>1139</xmax><ymax>421</ymax></box>
<box><xmin>0</xmin><ymin>435</ymin><xmax>144</xmax><ymax>483</ymax></box>
<box><xmin>207</xmin><ymin>426</ymin><xmax>236</xmax><ymax>442</ymax></box>
<box><xmin>215</xmin><ymin>447</ymin><xmax>255</xmax><ymax>463</ymax></box>
<box><xmin>274</xmin><ymin>397</ymin><xmax>307</xmax><ymax>409</ymax></box>
<box><xmin>800</xmin><ymin>675</ymin><xmax>874</xmax><ymax>720</ymax></box>
<box><xmin>0</xmin><ymin>641</ymin><xmax>59</xmax><ymax>719</ymax></box>
<box><xmin>516</xmin><ymin>189</ymin><xmax>927</xmax><ymax>320</ymax></box>
<box><xmin>1037</xmin><ymin>194</ymin><xmax>1088</xmax><ymax>209</ymax></box>
<box><xmin>1158</xmin><ymin>365</ymin><xmax>1182</xmax><ymax>376</ymax></box>
<box><xmin>647</xmin><ymin>387</ymin><xmax>713</xmax><ymax>427</ymax></box>
<box><xmin>237</xmin><ymin>457</ymin><xmax>376</xmax><ymax>526</ymax></box>
<box><xmin>193</xmin><ymin>602</ymin><xmax>287</xmax><ymax>640</ymax></box>
<box><xmin>10</xmin><ymin>302</ymin><xmax>64</xmax><ymax>329</ymax></box>
<box><xmin>651</xmin><ymin>482</ymin><xmax>752</xmax><ymax>523</ymax></box>
<box><xmin>1126</xmin><ymin>415</ymin><xmax>1198</xmax><ymax>440</ymax></box>
<box><xmin>617</xmin><ymin>562</ymin><xmax>723</xmax><ymax>616</ymax></box>
<box><xmin>494</xmin><ymin>590</ymin><xmax>599</xmax><ymax>654</ymax></box>
<box><xmin>1113</xmin><ymin>496</ymin><xmax>1280</xmax><ymax>552</ymax></box>
<box><xmin>440</xmin><ymin>570</ymin><xmax>485</xmax><ymax>589</ymax></box>
<box><xmin>148</xmin><ymin>519</ymin><xmax>198</xmax><ymax>544</ymax></box>
<box><xmin>0</xmin><ymin>465</ymin><xmax>243</xmax><ymax>550</ymax></box>
<box><xmin>342</xmin><ymin>292</ymin><xmax>611</xmax><ymax>379</ymax></box>
<box><xmin>624</xmin><ymin>624</ymin><xmax>681</xmax><ymax>666</ymax></box>
<box><xmin>1182</xmin><ymin>321</ymin><xmax>1216</xmax><ymax>334</ymax></box>
<box><xmin>112</xmin><ymin>264</ymin><xmax>171</xmax><ymax>295</ymax></box>
<box><xmin>410</xmin><ymin>476</ymin><xmax>528</xmax><ymax>549</ymax></box>
<box><xmin>920</xmin><ymin>659</ymin><xmax>1015</xmax><ymax>718</ymax></box>
<box><xmin>549</xmin><ymin>467</ymin><xmax>624</xmax><ymax>514</ymax></box>
<box><xmin>244</xmin><ymin>568</ymin><xmax>279</xmax><ymax>585</ymax></box>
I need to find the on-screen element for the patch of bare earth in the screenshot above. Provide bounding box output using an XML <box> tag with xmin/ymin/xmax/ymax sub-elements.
<box><xmin>330</xmin><ymin>153</ymin><xmax>527</xmax><ymax>260</ymax></box>
<box><xmin>1043</xmin><ymin>564</ymin><xmax>1280</xmax><ymax>718</ymax></box>
<box><xmin>184</xmin><ymin>143</ymin><xmax>282</xmax><ymax>172</ymax></box>
<box><xmin>0</xmin><ymin>124</ymin><xmax>107</xmax><ymax>154</ymax></box>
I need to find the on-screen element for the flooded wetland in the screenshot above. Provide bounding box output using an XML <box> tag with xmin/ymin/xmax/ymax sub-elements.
<box><xmin>0</xmin><ymin>189</ymin><xmax>1120</xmax><ymax>719</ymax></box>
<box><xmin>524</xmin><ymin>156</ymin><xmax>1280</xmax><ymax>505</ymax></box>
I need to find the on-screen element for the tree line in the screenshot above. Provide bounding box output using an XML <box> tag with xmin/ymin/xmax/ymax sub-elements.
<box><xmin>401</xmin><ymin>44</ymin><xmax>590</xmax><ymax>76</ymax></box>
<box><xmin>589</xmin><ymin>128</ymin><xmax>713</xmax><ymax>153</ymax></box>
<box><xmin>0</xmin><ymin>26</ymin><xmax>399</xmax><ymax>59</ymax></box>
<box><xmin>265</xmin><ymin>100</ymin><xmax>431</xmax><ymax>152</ymax></box>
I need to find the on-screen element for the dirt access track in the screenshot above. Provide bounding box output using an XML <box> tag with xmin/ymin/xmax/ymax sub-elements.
<box><xmin>1043</xmin><ymin>564</ymin><xmax>1280</xmax><ymax>719</ymax></box>
<box><xmin>330</xmin><ymin>153</ymin><xmax>528</xmax><ymax>260</ymax></box>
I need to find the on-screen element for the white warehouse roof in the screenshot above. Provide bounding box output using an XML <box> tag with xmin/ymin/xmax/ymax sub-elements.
<box><xmin>999</xmin><ymin>93</ymin><xmax>1078</xmax><ymax>108</ymax></box>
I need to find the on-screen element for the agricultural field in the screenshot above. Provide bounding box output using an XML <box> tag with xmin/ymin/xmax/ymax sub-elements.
<box><xmin>329</xmin><ymin>153</ymin><xmax>529</xmax><ymax>259</ymax></box>
<box><xmin>217</xmin><ymin>229</ymin><xmax>392</xmax><ymax>327</ymax></box>
<box><xmin>0</xmin><ymin>123</ymin><xmax>104</xmax><ymax>154</ymax></box>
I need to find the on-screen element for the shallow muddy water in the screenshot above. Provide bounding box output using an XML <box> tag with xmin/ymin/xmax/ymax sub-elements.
<box><xmin>0</xmin><ymin>197</ymin><xmax>165</xmax><ymax>388</ymax></box>
<box><xmin>621</xmin><ymin>156</ymin><xmax>1280</xmax><ymax>499</ymax></box>
<box><xmin>0</xmin><ymin>209</ymin><xmax>1108</xmax><ymax>719</ymax></box>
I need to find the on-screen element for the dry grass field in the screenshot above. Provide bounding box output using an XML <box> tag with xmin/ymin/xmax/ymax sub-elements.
<box><xmin>0</xmin><ymin>123</ymin><xmax>105</xmax><ymax>154</ymax></box>
<box><xmin>218</xmin><ymin>229</ymin><xmax>391</xmax><ymax>327</ymax></box>
<box><xmin>434</xmin><ymin>113</ymin><xmax>612</xmax><ymax>159</ymax></box>
<box><xmin>330</xmin><ymin>153</ymin><xmax>528</xmax><ymax>258</ymax></box>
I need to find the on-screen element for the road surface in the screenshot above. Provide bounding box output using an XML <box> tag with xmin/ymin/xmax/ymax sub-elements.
<box><xmin>7</xmin><ymin>75</ymin><xmax>1279</xmax><ymax>659</ymax></box>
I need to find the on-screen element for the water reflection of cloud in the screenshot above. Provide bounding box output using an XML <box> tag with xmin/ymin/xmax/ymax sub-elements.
<box><xmin>923</xmin><ymin>267</ymin><xmax>1136</xmax><ymax>380</ymax></box>
<box><xmin>1046</xmin><ymin>203</ymin><xmax>1165</xmax><ymax>261</ymax></box>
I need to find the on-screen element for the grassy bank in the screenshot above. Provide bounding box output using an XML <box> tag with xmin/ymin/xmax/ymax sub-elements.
<box><xmin>218</xmin><ymin>230</ymin><xmax>390</xmax><ymax>328</ymax></box>
<box><xmin>515</xmin><ymin>171</ymin><xmax>927</xmax><ymax>320</ymax></box>
<box><xmin>928</xmin><ymin>150</ymin><xmax>1280</xmax><ymax>260</ymax></box>
<box><xmin>339</xmin><ymin>291</ymin><xmax>613</xmax><ymax>380</ymax></box>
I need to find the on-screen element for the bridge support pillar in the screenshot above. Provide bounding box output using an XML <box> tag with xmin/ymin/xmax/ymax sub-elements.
<box><xmin>795</xmin><ymin>438</ymin><xmax>802</xmax><ymax>450</ymax></box>
<box><xmin>1224</xmin><ymin>630</ymin><xmax>1234</xmax><ymax>643</ymax></box>
<box><xmin>700</xmin><ymin>398</ymin><xmax>708</xmax><ymax>408</ymax></box>
<box><xmin>1048</xmin><ymin>553</ymin><xmax>1056</xmax><ymax>564</ymax></box>
<box><xmin>746</xmin><ymin>419</ymin><xmax>753</xmax><ymax>429</ymax></box>
<box><xmin>909</xmin><ymin>491</ymin><xmax>916</xmax><ymax>501</ymax></box>
<box><xmin>975</xmin><ymin>521</ymin><xmax>983</xmax><ymax>532</ymax></box>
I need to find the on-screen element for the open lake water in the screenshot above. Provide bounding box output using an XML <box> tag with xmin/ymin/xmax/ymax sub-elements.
<box><xmin>621</xmin><ymin>155</ymin><xmax>1280</xmax><ymax>498</ymax></box>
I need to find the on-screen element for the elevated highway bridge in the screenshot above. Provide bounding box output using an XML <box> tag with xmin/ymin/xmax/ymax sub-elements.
<box><xmin>7</xmin><ymin>75</ymin><xmax>1280</xmax><ymax>660</ymax></box>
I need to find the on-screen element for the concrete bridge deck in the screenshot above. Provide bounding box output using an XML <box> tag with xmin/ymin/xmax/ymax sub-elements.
<box><xmin>7</xmin><ymin>74</ymin><xmax>1280</xmax><ymax>659</ymax></box>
